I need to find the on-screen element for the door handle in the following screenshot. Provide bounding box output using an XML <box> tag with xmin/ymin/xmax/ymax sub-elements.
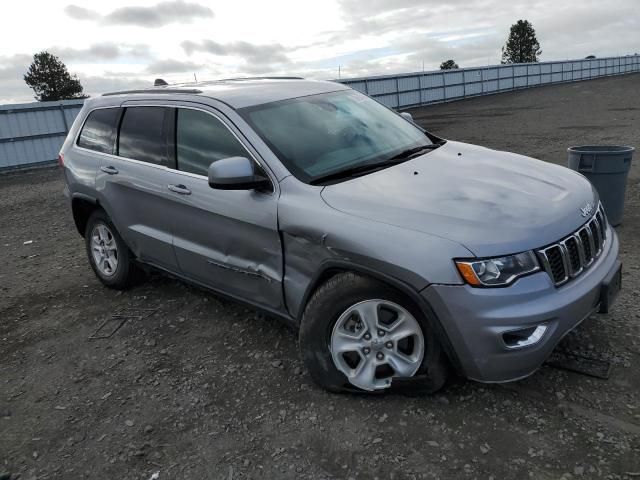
<box><xmin>168</xmin><ymin>184</ymin><xmax>192</xmax><ymax>195</ymax></box>
<box><xmin>100</xmin><ymin>166</ymin><xmax>119</xmax><ymax>175</ymax></box>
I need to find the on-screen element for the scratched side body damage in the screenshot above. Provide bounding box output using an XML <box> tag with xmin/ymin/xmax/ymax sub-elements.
<box><xmin>165</xmin><ymin>169</ymin><xmax>284</xmax><ymax>311</ymax></box>
<box><xmin>277</xmin><ymin>176</ymin><xmax>471</xmax><ymax>320</ymax></box>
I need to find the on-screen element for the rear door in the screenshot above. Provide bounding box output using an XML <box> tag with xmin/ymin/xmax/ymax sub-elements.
<box><xmin>94</xmin><ymin>104</ymin><xmax>179</xmax><ymax>271</ymax></box>
<box><xmin>164</xmin><ymin>106</ymin><xmax>284</xmax><ymax>310</ymax></box>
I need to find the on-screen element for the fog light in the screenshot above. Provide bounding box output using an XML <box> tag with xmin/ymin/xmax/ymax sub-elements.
<box><xmin>502</xmin><ymin>325</ymin><xmax>547</xmax><ymax>349</ymax></box>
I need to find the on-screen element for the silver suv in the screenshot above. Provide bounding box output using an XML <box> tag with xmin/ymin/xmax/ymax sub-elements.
<box><xmin>60</xmin><ymin>78</ymin><xmax>621</xmax><ymax>393</ymax></box>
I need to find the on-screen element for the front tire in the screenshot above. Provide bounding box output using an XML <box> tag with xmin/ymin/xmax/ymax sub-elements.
<box><xmin>85</xmin><ymin>210</ymin><xmax>140</xmax><ymax>289</ymax></box>
<box><xmin>299</xmin><ymin>272</ymin><xmax>448</xmax><ymax>394</ymax></box>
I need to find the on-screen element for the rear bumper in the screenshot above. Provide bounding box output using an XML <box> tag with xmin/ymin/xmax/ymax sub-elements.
<box><xmin>422</xmin><ymin>229</ymin><xmax>620</xmax><ymax>382</ymax></box>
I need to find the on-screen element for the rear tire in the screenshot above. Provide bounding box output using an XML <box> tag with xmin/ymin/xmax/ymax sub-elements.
<box><xmin>299</xmin><ymin>272</ymin><xmax>448</xmax><ymax>394</ymax></box>
<box><xmin>84</xmin><ymin>210</ymin><xmax>141</xmax><ymax>289</ymax></box>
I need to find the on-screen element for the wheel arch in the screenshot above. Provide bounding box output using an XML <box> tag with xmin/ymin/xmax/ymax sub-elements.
<box><xmin>297</xmin><ymin>260</ymin><xmax>464</xmax><ymax>375</ymax></box>
<box><xmin>71</xmin><ymin>194</ymin><xmax>101</xmax><ymax>237</ymax></box>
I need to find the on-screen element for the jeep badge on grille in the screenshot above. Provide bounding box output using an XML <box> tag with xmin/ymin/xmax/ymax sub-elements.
<box><xmin>580</xmin><ymin>202</ymin><xmax>594</xmax><ymax>217</ymax></box>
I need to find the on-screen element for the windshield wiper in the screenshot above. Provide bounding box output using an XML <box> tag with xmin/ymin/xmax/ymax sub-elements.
<box><xmin>309</xmin><ymin>160</ymin><xmax>400</xmax><ymax>185</ymax></box>
<box><xmin>387</xmin><ymin>141</ymin><xmax>445</xmax><ymax>162</ymax></box>
<box><xmin>309</xmin><ymin>141</ymin><xmax>446</xmax><ymax>185</ymax></box>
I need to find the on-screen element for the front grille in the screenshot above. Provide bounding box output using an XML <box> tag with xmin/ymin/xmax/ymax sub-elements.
<box><xmin>537</xmin><ymin>205</ymin><xmax>607</xmax><ymax>287</ymax></box>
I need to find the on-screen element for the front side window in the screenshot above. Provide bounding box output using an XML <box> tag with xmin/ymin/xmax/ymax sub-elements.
<box><xmin>118</xmin><ymin>107</ymin><xmax>169</xmax><ymax>166</ymax></box>
<box><xmin>176</xmin><ymin>108</ymin><xmax>251</xmax><ymax>176</ymax></box>
<box><xmin>239</xmin><ymin>90</ymin><xmax>433</xmax><ymax>183</ymax></box>
<box><xmin>77</xmin><ymin>108</ymin><xmax>120</xmax><ymax>154</ymax></box>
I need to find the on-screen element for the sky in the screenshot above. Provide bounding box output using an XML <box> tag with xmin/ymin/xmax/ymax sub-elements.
<box><xmin>0</xmin><ymin>0</ymin><xmax>638</xmax><ymax>103</ymax></box>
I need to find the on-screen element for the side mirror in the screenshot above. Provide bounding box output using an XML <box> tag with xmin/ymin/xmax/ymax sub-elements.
<box><xmin>208</xmin><ymin>156</ymin><xmax>271</xmax><ymax>191</ymax></box>
<box><xmin>400</xmin><ymin>112</ymin><xmax>414</xmax><ymax>123</ymax></box>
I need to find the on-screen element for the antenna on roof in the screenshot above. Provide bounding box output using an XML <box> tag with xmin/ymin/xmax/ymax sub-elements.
<box><xmin>154</xmin><ymin>78</ymin><xmax>169</xmax><ymax>87</ymax></box>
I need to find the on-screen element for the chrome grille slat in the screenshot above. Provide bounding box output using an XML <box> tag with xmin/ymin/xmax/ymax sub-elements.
<box><xmin>578</xmin><ymin>225</ymin><xmax>594</xmax><ymax>267</ymax></box>
<box><xmin>562</xmin><ymin>236</ymin><xmax>583</xmax><ymax>277</ymax></box>
<box><xmin>596</xmin><ymin>211</ymin><xmax>606</xmax><ymax>240</ymax></box>
<box><xmin>536</xmin><ymin>204</ymin><xmax>607</xmax><ymax>287</ymax></box>
<box><xmin>558</xmin><ymin>243</ymin><xmax>571</xmax><ymax>282</ymax></box>
<box><xmin>590</xmin><ymin>218</ymin><xmax>603</xmax><ymax>255</ymax></box>
<box><xmin>573</xmin><ymin>233</ymin><xmax>587</xmax><ymax>271</ymax></box>
<box><xmin>586</xmin><ymin>223</ymin><xmax>597</xmax><ymax>258</ymax></box>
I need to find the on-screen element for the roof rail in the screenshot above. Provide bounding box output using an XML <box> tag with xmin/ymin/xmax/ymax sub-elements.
<box><xmin>101</xmin><ymin>76</ymin><xmax>304</xmax><ymax>96</ymax></box>
<box><xmin>102</xmin><ymin>88</ymin><xmax>202</xmax><ymax>96</ymax></box>
<box><xmin>218</xmin><ymin>76</ymin><xmax>304</xmax><ymax>81</ymax></box>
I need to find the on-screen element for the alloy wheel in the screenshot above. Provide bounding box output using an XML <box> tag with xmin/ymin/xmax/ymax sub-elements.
<box><xmin>90</xmin><ymin>223</ymin><xmax>119</xmax><ymax>277</ymax></box>
<box><xmin>330</xmin><ymin>299</ymin><xmax>425</xmax><ymax>391</ymax></box>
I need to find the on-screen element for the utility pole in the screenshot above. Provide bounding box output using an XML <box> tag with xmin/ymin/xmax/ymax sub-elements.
<box><xmin>194</xmin><ymin>73</ymin><xmax>198</xmax><ymax>83</ymax></box>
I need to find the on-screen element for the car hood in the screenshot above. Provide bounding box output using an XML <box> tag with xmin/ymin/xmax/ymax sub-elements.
<box><xmin>320</xmin><ymin>141</ymin><xmax>598</xmax><ymax>257</ymax></box>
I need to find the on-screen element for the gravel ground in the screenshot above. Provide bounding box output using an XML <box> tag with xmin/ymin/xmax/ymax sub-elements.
<box><xmin>1</xmin><ymin>74</ymin><xmax>640</xmax><ymax>480</ymax></box>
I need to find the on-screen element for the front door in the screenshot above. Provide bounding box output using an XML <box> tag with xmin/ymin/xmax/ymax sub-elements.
<box><xmin>165</xmin><ymin>106</ymin><xmax>283</xmax><ymax>310</ymax></box>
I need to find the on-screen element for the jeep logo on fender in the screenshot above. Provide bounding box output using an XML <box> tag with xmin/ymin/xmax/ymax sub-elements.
<box><xmin>580</xmin><ymin>202</ymin><xmax>595</xmax><ymax>217</ymax></box>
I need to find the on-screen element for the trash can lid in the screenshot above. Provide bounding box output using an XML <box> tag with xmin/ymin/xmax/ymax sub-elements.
<box><xmin>567</xmin><ymin>145</ymin><xmax>635</xmax><ymax>154</ymax></box>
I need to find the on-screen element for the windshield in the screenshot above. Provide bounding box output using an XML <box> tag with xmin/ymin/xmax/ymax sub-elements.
<box><xmin>239</xmin><ymin>90</ymin><xmax>433</xmax><ymax>183</ymax></box>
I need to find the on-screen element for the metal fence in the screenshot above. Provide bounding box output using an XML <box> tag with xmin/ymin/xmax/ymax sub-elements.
<box><xmin>1</xmin><ymin>55</ymin><xmax>639</xmax><ymax>170</ymax></box>
<box><xmin>338</xmin><ymin>55</ymin><xmax>640</xmax><ymax>109</ymax></box>
<box><xmin>0</xmin><ymin>99</ymin><xmax>84</xmax><ymax>170</ymax></box>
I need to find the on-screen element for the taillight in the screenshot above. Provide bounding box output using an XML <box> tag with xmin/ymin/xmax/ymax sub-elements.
<box><xmin>58</xmin><ymin>153</ymin><xmax>64</xmax><ymax>167</ymax></box>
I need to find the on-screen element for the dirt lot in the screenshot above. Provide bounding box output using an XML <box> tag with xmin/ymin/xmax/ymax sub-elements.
<box><xmin>1</xmin><ymin>74</ymin><xmax>640</xmax><ymax>480</ymax></box>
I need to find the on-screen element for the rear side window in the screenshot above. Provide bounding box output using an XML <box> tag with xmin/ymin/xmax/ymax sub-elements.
<box><xmin>77</xmin><ymin>108</ymin><xmax>119</xmax><ymax>154</ymax></box>
<box><xmin>176</xmin><ymin>108</ymin><xmax>250</xmax><ymax>176</ymax></box>
<box><xmin>118</xmin><ymin>107</ymin><xmax>169</xmax><ymax>166</ymax></box>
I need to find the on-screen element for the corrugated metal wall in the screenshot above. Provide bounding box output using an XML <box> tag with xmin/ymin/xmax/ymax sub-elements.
<box><xmin>0</xmin><ymin>99</ymin><xmax>84</xmax><ymax>170</ymax></box>
<box><xmin>338</xmin><ymin>55</ymin><xmax>640</xmax><ymax>109</ymax></box>
<box><xmin>1</xmin><ymin>55</ymin><xmax>639</xmax><ymax>170</ymax></box>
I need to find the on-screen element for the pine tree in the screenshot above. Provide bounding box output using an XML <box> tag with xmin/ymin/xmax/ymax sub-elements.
<box><xmin>501</xmin><ymin>20</ymin><xmax>542</xmax><ymax>64</ymax></box>
<box><xmin>24</xmin><ymin>51</ymin><xmax>87</xmax><ymax>101</ymax></box>
<box><xmin>439</xmin><ymin>59</ymin><xmax>459</xmax><ymax>70</ymax></box>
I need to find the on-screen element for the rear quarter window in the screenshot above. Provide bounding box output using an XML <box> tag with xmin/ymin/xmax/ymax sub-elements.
<box><xmin>77</xmin><ymin>108</ymin><xmax>120</xmax><ymax>154</ymax></box>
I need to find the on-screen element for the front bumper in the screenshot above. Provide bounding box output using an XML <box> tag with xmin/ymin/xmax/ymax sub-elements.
<box><xmin>422</xmin><ymin>229</ymin><xmax>620</xmax><ymax>383</ymax></box>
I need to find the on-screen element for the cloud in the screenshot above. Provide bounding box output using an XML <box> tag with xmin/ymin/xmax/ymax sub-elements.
<box><xmin>338</xmin><ymin>0</ymin><xmax>436</xmax><ymax>17</ymax></box>
<box><xmin>0</xmin><ymin>54</ymin><xmax>42</xmax><ymax>103</ymax></box>
<box><xmin>50</xmin><ymin>43</ymin><xmax>152</xmax><ymax>62</ymax></box>
<box><xmin>182</xmin><ymin>40</ymin><xmax>291</xmax><ymax>66</ymax></box>
<box><xmin>105</xmin><ymin>0</ymin><xmax>213</xmax><ymax>27</ymax></box>
<box><xmin>0</xmin><ymin>54</ymin><xmax>31</xmax><ymax>79</ymax></box>
<box><xmin>64</xmin><ymin>4</ymin><xmax>100</xmax><ymax>20</ymax></box>
<box><xmin>145</xmin><ymin>59</ymin><xmax>203</xmax><ymax>74</ymax></box>
<box><xmin>64</xmin><ymin>1</ymin><xmax>213</xmax><ymax>28</ymax></box>
<box><xmin>80</xmin><ymin>75</ymin><xmax>150</xmax><ymax>95</ymax></box>
<box><xmin>334</xmin><ymin>0</ymin><xmax>479</xmax><ymax>40</ymax></box>
<box><xmin>307</xmin><ymin>0</ymin><xmax>640</xmax><ymax>79</ymax></box>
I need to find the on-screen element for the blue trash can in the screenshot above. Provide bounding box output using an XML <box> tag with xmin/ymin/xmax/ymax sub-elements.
<box><xmin>568</xmin><ymin>145</ymin><xmax>634</xmax><ymax>226</ymax></box>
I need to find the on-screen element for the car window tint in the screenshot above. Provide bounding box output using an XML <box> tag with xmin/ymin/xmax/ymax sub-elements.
<box><xmin>118</xmin><ymin>107</ymin><xmax>168</xmax><ymax>165</ymax></box>
<box><xmin>77</xmin><ymin>108</ymin><xmax>119</xmax><ymax>154</ymax></box>
<box><xmin>176</xmin><ymin>108</ymin><xmax>250</xmax><ymax>176</ymax></box>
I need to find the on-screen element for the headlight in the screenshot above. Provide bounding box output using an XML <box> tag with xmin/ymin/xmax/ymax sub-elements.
<box><xmin>455</xmin><ymin>251</ymin><xmax>540</xmax><ymax>287</ymax></box>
